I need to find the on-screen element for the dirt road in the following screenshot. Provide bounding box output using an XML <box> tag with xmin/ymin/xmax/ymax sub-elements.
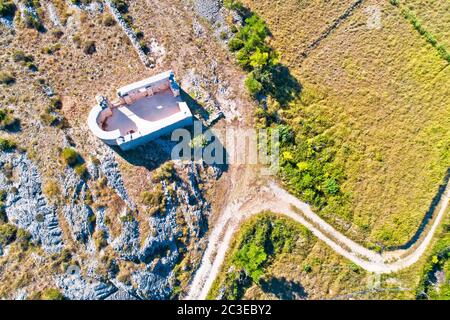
<box><xmin>186</xmin><ymin>177</ymin><xmax>450</xmax><ymax>299</ymax></box>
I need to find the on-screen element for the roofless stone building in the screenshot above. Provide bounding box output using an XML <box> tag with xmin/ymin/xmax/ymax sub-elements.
<box><xmin>87</xmin><ymin>71</ymin><xmax>193</xmax><ymax>151</ymax></box>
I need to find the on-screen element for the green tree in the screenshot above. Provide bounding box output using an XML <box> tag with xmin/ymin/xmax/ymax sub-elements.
<box><xmin>244</xmin><ymin>72</ymin><xmax>263</xmax><ymax>96</ymax></box>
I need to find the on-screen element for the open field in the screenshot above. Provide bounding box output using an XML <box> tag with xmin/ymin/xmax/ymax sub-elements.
<box><xmin>400</xmin><ymin>0</ymin><xmax>450</xmax><ymax>49</ymax></box>
<box><xmin>241</xmin><ymin>0</ymin><xmax>450</xmax><ymax>247</ymax></box>
<box><xmin>209</xmin><ymin>207</ymin><xmax>450</xmax><ymax>300</ymax></box>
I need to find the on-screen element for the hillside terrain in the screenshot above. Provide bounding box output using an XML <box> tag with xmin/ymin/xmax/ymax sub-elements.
<box><xmin>0</xmin><ymin>0</ymin><xmax>253</xmax><ymax>299</ymax></box>
<box><xmin>0</xmin><ymin>0</ymin><xmax>448</xmax><ymax>301</ymax></box>
<box><xmin>240</xmin><ymin>0</ymin><xmax>450</xmax><ymax>247</ymax></box>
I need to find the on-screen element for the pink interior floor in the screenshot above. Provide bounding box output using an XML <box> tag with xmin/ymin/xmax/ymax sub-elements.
<box><xmin>102</xmin><ymin>89</ymin><xmax>181</xmax><ymax>135</ymax></box>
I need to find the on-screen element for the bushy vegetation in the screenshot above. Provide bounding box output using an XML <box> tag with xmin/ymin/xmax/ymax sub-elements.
<box><xmin>226</xmin><ymin>2</ymin><xmax>347</xmax><ymax>214</ymax></box>
<box><xmin>0</xmin><ymin>223</ymin><xmax>17</xmax><ymax>246</ymax></box>
<box><xmin>226</xmin><ymin>1</ymin><xmax>300</xmax><ymax>104</ymax></box>
<box><xmin>61</xmin><ymin>147</ymin><xmax>79</xmax><ymax>166</ymax></box>
<box><xmin>83</xmin><ymin>41</ymin><xmax>96</xmax><ymax>55</ymax></box>
<box><xmin>11</xmin><ymin>50</ymin><xmax>37</xmax><ymax>71</ymax></box>
<box><xmin>0</xmin><ymin>138</ymin><xmax>16</xmax><ymax>151</ymax></box>
<box><xmin>31</xmin><ymin>288</ymin><xmax>65</xmax><ymax>300</ymax></box>
<box><xmin>42</xmin><ymin>44</ymin><xmax>61</xmax><ymax>55</ymax></box>
<box><xmin>22</xmin><ymin>6</ymin><xmax>44</xmax><ymax>31</ymax></box>
<box><xmin>0</xmin><ymin>72</ymin><xmax>15</xmax><ymax>85</ymax></box>
<box><xmin>416</xmin><ymin>218</ymin><xmax>450</xmax><ymax>300</ymax></box>
<box><xmin>102</xmin><ymin>14</ymin><xmax>116</xmax><ymax>27</ymax></box>
<box><xmin>0</xmin><ymin>109</ymin><xmax>18</xmax><ymax>130</ymax></box>
<box><xmin>277</xmin><ymin>104</ymin><xmax>346</xmax><ymax>211</ymax></box>
<box><xmin>151</xmin><ymin>161</ymin><xmax>175</xmax><ymax>183</ymax></box>
<box><xmin>40</xmin><ymin>109</ymin><xmax>59</xmax><ymax>126</ymax></box>
<box><xmin>111</xmin><ymin>0</ymin><xmax>128</xmax><ymax>14</ymax></box>
<box><xmin>71</xmin><ymin>0</ymin><xmax>94</xmax><ymax>5</ymax></box>
<box><xmin>61</xmin><ymin>148</ymin><xmax>87</xmax><ymax>177</ymax></box>
<box><xmin>216</xmin><ymin>213</ymin><xmax>303</xmax><ymax>299</ymax></box>
<box><xmin>141</xmin><ymin>185</ymin><xmax>166</xmax><ymax>215</ymax></box>
<box><xmin>43</xmin><ymin>180</ymin><xmax>60</xmax><ymax>200</ymax></box>
<box><xmin>93</xmin><ymin>229</ymin><xmax>107</xmax><ymax>251</ymax></box>
<box><xmin>0</xmin><ymin>190</ymin><xmax>7</xmax><ymax>224</ymax></box>
<box><xmin>0</xmin><ymin>0</ymin><xmax>16</xmax><ymax>18</ymax></box>
<box><xmin>40</xmin><ymin>96</ymin><xmax>64</xmax><ymax>127</ymax></box>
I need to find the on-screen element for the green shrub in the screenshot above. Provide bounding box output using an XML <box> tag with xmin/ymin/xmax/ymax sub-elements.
<box><xmin>0</xmin><ymin>223</ymin><xmax>17</xmax><ymax>246</ymax></box>
<box><xmin>42</xmin><ymin>44</ymin><xmax>61</xmax><ymax>55</ymax></box>
<box><xmin>43</xmin><ymin>180</ymin><xmax>60</xmax><ymax>199</ymax></box>
<box><xmin>152</xmin><ymin>162</ymin><xmax>175</xmax><ymax>183</ymax></box>
<box><xmin>0</xmin><ymin>206</ymin><xmax>6</xmax><ymax>224</ymax></box>
<box><xmin>0</xmin><ymin>0</ymin><xmax>16</xmax><ymax>17</ymax></box>
<box><xmin>12</xmin><ymin>50</ymin><xmax>34</xmax><ymax>63</ymax></box>
<box><xmin>16</xmin><ymin>228</ymin><xmax>32</xmax><ymax>249</ymax></box>
<box><xmin>139</xmin><ymin>40</ymin><xmax>149</xmax><ymax>53</ymax></box>
<box><xmin>40</xmin><ymin>288</ymin><xmax>65</xmax><ymax>300</ymax></box>
<box><xmin>102</xmin><ymin>14</ymin><xmax>116</xmax><ymax>26</ymax></box>
<box><xmin>0</xmin><ymin>72</ymin><xmax>15</xmax><ymax>85</ymax></box>
<box><xmin>141</xmin><ymin>185</ymin><xmax>164</xmax><ymax>209</ymax></box>
<box><xmin>61</xmin><ymin>148</ymin><xmax>79</xmax><ymax>166</ymax></box>
<box><xmin>111</xmin><ymin>0</ymin><xmax>128</xmax><ymax>13</ymax></box>
<box><xmin>0</xmin><ymin>138</ymin><xmax>16</xmax><ymax>151</ymax></box>
<box><xmin>219</xmin><ymin>215</ymin><xmax>299</xmax><ymax>299</ymax></box>
<box><xmin>389</xmin><ymin>0</ymin><xmax>399</xmax><ymax>6</ymax></box>
<box><xmin>74</xmin><ymin>163</ymin><xmax>87</xmax><ymax>178</ymax></box>
<box><xmin>83</xmin><ymin>41</ymin><xmax>96</xmax><ymax>55</ymax></box>
<box><xmin>0</xmin><ymin>109</ymin><xmax>17</xmax><ymax>129</ymax></box>
<box><xmin>40</xmin><ymin>109</ymin><xmax>59</xmax><ymax>126</ymax></box>
<box><xmin>302</xmin><ymin>264</ymin><xmax>312</xmax><ymax>273</ymax></box>
<box><xmin>49</xmin><ymin>97</ymin><xmax>63</xmax><ymax>110</ymax></box>
<box><xmin>93</xmin><ymin>229</ymin><xmax>107</xmax><ymax>251</ymax></box>
<box><xmin>52</xmin><ymin>29</ymin><xmax>64</xmax><ymax>39</ymax></box>
<box><xmin>23</xmin><ymin>11</ymin><xmax>43</xmax><ymax>30</ymax></box>
<box><xmin>228</xmin><ymin>38</ymin><xmax>244</xmax><ymax>51</ymax></box>
<box><xmin>244</xmin><ymin>72</ymin><xmax>263</xmax><ymax>96</ymax></box>
<box><xmin>134</xmin><ymin>29</ymin><xmax>144</xmax><ymax>39</ymax></box>
<box><xmin>25</xmin><ymin>61</ymin><xmax>38</xmax><ymax>71</ymax></box>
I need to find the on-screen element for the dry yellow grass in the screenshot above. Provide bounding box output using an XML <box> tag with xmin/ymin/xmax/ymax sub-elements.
<box><xmin>401</xmin><ymin>0</ymin><xmax>450</xmax><ymax>49</ymax></box>
<box><xmin>241</xmin><ymin>0</ymin><xmax>450</xmax><ymax>246</ymax></box>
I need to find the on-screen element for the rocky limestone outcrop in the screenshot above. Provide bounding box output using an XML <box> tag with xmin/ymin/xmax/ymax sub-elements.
<box><xmin>0</xmin><ymin>152</ymin><xmax>63</xmax><ymax>253</ymax></box>
<box><xmin>60</xmin><ymin>168</ymin><xmax>96</xmax><ymax>244</ymax></box>
<box><xmin>55</xmin><ymin>273</ymin><xmax>118</xmax><ymax>300</ymax></box>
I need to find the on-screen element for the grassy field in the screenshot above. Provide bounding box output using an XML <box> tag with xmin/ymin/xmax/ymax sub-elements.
<box><xmin>239</xmin><ymin>0</ymin><xmax>450</xmax><ymax>247</ymax></box>
<box><xmin>399</xmin><ymin>0</ymin><xmax>450</xmax><ymax>49</ymax></box>
<box><xmin>209</xmin><ymin>208</ymin><xmax>450</xmax><ymax>300</ymax></box>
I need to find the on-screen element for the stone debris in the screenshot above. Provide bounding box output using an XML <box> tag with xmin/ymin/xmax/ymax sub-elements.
<box><xmin>63</xmin><ymin>203</ymin><xmax>95</xmax><ymax>243</ymax></box>
<box><xmin>100</xmin><ymin>150</ymin><xmax>135</xmax><ymax>209</ymax></box>
<box><xmin>0</xmin><ymin>152</ymin><xmax>63</xmax><ymax>253</ymax></box>
<box><xmin>55</xmin><ymin>273</ymin><xmax>118</xmax><ymax>300</ymax></box>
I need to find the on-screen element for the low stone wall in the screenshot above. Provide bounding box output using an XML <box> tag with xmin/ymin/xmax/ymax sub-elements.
<box><xmin>104</xmin><ymin>0</ymin><xmax>154</xmax><ymax>68</ymax></box>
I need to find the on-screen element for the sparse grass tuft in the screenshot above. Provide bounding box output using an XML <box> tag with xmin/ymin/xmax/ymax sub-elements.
<box><xmin>0</xmin><ymin>72</ymin><xmax>15</xmax><ymax>85</ymax></box>
<box><xmin>0</xmin><ymin>138</ymin><xmax>16</xmax><ymax>151</ymax></box>
<box><xmin>61</xmin><ymin>147</ymin><xmax>79</xmax><ymax>167</ymax></box>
